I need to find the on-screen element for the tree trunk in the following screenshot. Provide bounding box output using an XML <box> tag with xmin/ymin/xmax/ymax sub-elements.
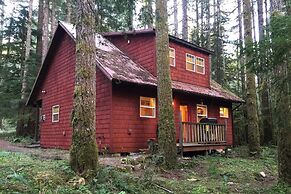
<box><xmin>155</xmin><ymin>0</ymin><xmax>177</xmax><ymax>169</ymax></box>
<box><xmin>50</xmin><ymin>0</ymin><xmax>57</xmax><ymax>34</ymax></box>
<box><xmin>16</xmin><ymin>0</ymin><xmax>33</xmax><ymax>137</ymax></box>
<box><xmin>277</xmin><ymin>0</ymin><xmax>291</xmax><ymax>184</ymax></box>
<box><xmin>126</xmin><ymin>0</ymin><xmax>134</xmax><ymax>30</ymax></box>
<box><xmin>200</xmin><ymin>0</ymin><xmax>205</xmax><ymax>46</ymax></box>
<box><xmin>43</xmin><ymin>0</ymin><xmax>49</xmax><ymax>58</ymax></box>
<box><xmin>196</xmin><ymin>0</ymin><xmax>200</xmax><ymax>44</ymax></box>
<box><xmin>36</xmin><ymin>0</ymin><xmax>44</xmax><ymax>72</ymax></box>
<box><xmin>182</xmin><ymin>0</ymin><xmax>188</xmax><ymax>40</ymax></box>
<box><xmin>70</xmin><ymin>0</ymin><xmax>98</xmax><ymax>175</ymax></box>
<box><xmin>146</xmin><ymin>0</ymin><xmax>153</xmax><ymax>28</ymax></box>
<box><xmin>66</xmin><ymin>0</ymin><xmax>72</xmax><ymax>23</ymax></box>
<box><xmin>173</xmin><ymin>0</ymin><xmax>178</xmax><ymax>36</ymax></box>
<box><xmin>0</xmin><ymin>3</ymin><xmax>4</xmax><ymax>58</ymax></box>
<box><xmin>205</xmin><ymin>0</ymin><xmax>211</xmax><ymax>49</ymax></box>
<box><xmin>243</xmin><ymin>0</ymin><xmax>261</xmax><ymax>156</ymax></box>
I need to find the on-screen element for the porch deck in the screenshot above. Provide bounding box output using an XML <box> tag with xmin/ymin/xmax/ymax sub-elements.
<box><xmin>178</xmin><ymin>122</ymin><xmax>227</xmax><ymax>153</ymax></box>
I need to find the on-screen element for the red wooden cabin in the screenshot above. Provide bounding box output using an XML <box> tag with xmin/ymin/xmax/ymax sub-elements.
<box><xmin>27</xmin><ymin>22</ymin><xmax>243</xmax><ymax>153</ymax></box>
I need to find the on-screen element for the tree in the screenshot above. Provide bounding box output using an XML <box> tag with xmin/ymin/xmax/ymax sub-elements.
<box><xmin>16</xmin><ymin>0</ymin><xmax>34</xmax><ymax>136</ymax></box>
<box><xmin>243</xmin><ymin>0</ymin><xmax>260</xmax><ymax>156</ymax></box>
<box><xmin>36</xmin><ymin>0</ymin><xmax>43</xmax><ymax>70</ymax></box>
<box><xmin>271</xmin><ymin>0</ymin><xmax>291</xmax><ymax>184</ymax></box>
<box><xmin>182</xmin><ymin>0</ymin><xmax>188</xmax><ymax>40</ymax></box>
<box><xmin>70</xmin><ymin>0</ymin><xmax>98</xmax><ymax>175</ymax></box>
<box><xmin>138</xmin><ymin>0</ymin><xmax>153</xmax><ymax>29</ymax></box>
<box><xmin>155</xmin><ymin>0</ymin><xmax>177</xmax><ymax>168</ymax></box>
<box><xmin>43</xmin><ymin>0</ymin><xmax>49</xmax><ymax>58</ymax></box>
<box><xmin>173</xmin><ymin>0</ymin><xmax>178</xmax><ymax>36</ymax></box>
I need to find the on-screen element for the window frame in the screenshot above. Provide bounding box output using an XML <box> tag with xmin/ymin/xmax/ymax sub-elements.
<box><xmin>140</xmin><ymin>96</ymin><xmax>156</xmax><ymax>118</ymax></box>
<box><xmin>185</xmin><ymin>53</ymin><xmax>196</xmax><ymax>72</ymax></box>
<box><xmin>219</xmin><ymin>107</ymin><xmax>229</xmax><ymax>118</ymax></box>
<box><xmin>195</xmin><ymin>57</ymin><xmax>205</xmax><ymax>74</ymax></box>
<box><xmin>52</xmin><ymin>105</ymin><xmax>60</xmax><ymax>123</ymax></box>
<box><xmin>169</xmin><ymin>47</ymin><xmax>176</xmax><ymax>67</ymax></box>
<box><xmin>197</xmin><ymin>104</ymin><xmax>208</xmax><ymax>122</ymax></box>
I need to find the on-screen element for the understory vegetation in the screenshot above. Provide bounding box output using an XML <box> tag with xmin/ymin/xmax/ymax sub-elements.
<box><xmin>0</xmin><ymin>146</ymin><xmax>290</xmax><ymax>194</ymax></box>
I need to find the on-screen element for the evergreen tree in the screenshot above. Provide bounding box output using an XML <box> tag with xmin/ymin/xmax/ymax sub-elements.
<box><xmin>70</xmin><ymin>0</ymin><xmax>98</xmax><ymax>175</ymax></box>
<box><xmin>243</xmin><ymin>0</ymin><xmax>261</xmax><ymax>156</ymax></box>
<box><xmin>155</xmin><ymin>0</ymin><xmax>177</xmax><ymax>168</ymax></box>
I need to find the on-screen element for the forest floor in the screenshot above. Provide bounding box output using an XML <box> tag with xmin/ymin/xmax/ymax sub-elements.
<box><xmin>0</xmin><ymin>133</ymin><xmax>290</xmax><ymax>194</ymax></box>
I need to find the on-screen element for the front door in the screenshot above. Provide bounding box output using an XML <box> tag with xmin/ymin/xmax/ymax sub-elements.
<box><xmin>180</xmin><ymin>105</ymin><xmax>189</xmax><ymax>141</ymax></box>
<box><xmin>179</xmin><ymin>105</ymin><xmax>189</xmax><ymax>122</ymax></box>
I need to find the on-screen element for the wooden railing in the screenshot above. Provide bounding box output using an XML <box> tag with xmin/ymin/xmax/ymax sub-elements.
<box><xmin>179</xmin><ymin>122</ymin><xmax>227</xmax><ymax>146</ymax></box>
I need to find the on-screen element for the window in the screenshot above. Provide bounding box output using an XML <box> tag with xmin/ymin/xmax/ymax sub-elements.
<box><xmin>196</xmin><ymin>57</ymin><xmax>205</xmax><ymax>74</ymax></box>
<box><xmin>186</xmin><ymin>53</ymin><xmax>195</xmax><ymax>72</ymax></box>
<box><xmin>219</xmin><ymin>107</ymin><xmax>229</xmax><ymax>118</ymax></box>
<box><xmin>140</xmin><ymin>97</ymin><xmax>156</xmax><ymax>118</ymax></box>
<box><xmin>197</xmin><ymin>104</ymin><xmax>207</xmax><ymax>122</ymax></box>
<box><xmin>52</xmin><ymin>105</ymin><xmax>60</xmax><ymax>122</ymax></box>
<box><xmin>169</xmin><ymin>48</ymin><xmax>175</xmax><ymax>67</ymax></box>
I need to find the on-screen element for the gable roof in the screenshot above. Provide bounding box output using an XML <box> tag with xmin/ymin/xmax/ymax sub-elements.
<box><xmin>27</xmin><ymin>21</ymin><xmax>243</xmax><ymax>106</ymax></box>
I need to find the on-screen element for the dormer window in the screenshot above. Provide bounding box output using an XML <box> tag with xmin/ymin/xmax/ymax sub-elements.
<box><xmin>169</xmin><ymin>47</ymin><xmax>175</xmax><ymax>67</ymax></box>
<box><xmin>186</xmin><ymin>53</ymin><xmax>195</xmax><ymax>72</ymax></box>
<box><xmin>196</xmin><ymin>57</ymin><xmax>205</xmax><ymax>74</ymax></box>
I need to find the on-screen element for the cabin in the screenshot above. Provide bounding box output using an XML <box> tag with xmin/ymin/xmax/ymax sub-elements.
<box><xmin>27</xmin><ymin>21</ymin><xmax>243</xmax><ymax>154</ymax></box>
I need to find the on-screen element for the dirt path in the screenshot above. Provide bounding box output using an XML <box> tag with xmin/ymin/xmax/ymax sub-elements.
<box><xmin>0</xmin><ymin>139</ymin><xmax>138</xmax><ymax>168</ymax></box>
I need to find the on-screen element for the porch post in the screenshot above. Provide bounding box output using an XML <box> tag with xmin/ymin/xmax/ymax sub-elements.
<box><xmin>179</xmin><ymin>112</ymin><xmax>183</xmax><ymax>157</ymax></box>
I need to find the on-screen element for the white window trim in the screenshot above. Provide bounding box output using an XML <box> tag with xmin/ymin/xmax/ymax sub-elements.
<box><xmin>140</xmin><ymin>97</ymin><xmax>156</xmax><ymax>118</ymax></box>
<box><xmin>219</xmin><ymin>107</ymin><xmax>229</xmax><ymax>118</ymax></box>
<box><xmin>52</xmin><ymin>105</ymin><xmax>60</xmax><ymax>123</ymax></box>
<box><xmin>197</xmin><ymin>104</ymin><xmax>208</xmax><ymax>121</ymax></box>
<box><xmin>196</xmin><ymin>57</ymin><xmax>205</xmax><ymax>75</ymax></box>
<box><xmin>186</xmin><ymin>53</ymin><xmax>196</xmax><ymax>72</ymax></box>
<box><xmin>169</xmin><ymin>47</ymin><xmax>175</xmax><ymax>67</ymax></box>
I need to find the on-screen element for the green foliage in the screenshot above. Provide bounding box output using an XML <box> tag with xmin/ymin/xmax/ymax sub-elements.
<box><xmin>1</xmin><ymin>147</ymin><xmax>290</xmax><ymax>194</ymax></box>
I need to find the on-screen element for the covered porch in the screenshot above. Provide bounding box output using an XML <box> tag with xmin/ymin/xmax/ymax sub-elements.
<box><xmin>177</xmin><ymin>122</ymin><xmax>227</xmax><ymax>153</ymax></box>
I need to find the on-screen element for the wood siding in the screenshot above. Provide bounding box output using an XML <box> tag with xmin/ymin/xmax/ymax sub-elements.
<box><xmin>35</xmin><ymin>31</ymin><xmax>112</xmax><ymax>150</ymax></box>
<box><xmin>35</xmin><ymin>30</ymin><xmax>75</xmax><ymax>149</ymax></box>
<box><xmin>107</xmin><ymin>34</ymin><xmax>210</xmax><ymax>88</ymax></box>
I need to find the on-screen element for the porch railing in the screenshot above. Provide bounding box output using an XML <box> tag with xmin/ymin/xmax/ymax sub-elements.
<box><xmin>179</xmin><ymin>122</ymin><xmax>227</xmax><ymax>146</ymax></box>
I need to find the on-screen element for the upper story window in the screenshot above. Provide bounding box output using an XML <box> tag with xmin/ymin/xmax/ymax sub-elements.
<box><xmin>185</xmin><ymin>54</ymin><xmax>205</xmax><ymax>74</ymax></box>
<box><xmin>169</xmin><ymin>47</ymin><xmax>175</xmax><ymax>67</ymax></box>
<box><xmin>186</xmin><ymin>53</ymin><xmax>195</xmax><ymax>72</ymax></box>
<box><xmin>52</xmin><ymin>105</ymin><xmax>60</xmax><ymax>122</ymax></box>
<box><xmin>196</xmin><ymin>57</ymin><xmax>205</xmax><ymax>74</ymax></box>
<box><xmin>140</xmin><ymin>96</ymin><xmax>156</xmax><ymax>118</ymax></box>
<box><xmin>219</xmin><ymin>107</ymin><xmax>229</xmax><ymax>118</ymax></box>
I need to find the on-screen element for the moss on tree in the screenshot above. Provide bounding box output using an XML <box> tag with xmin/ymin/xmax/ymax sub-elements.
<box><xmin>155</xmin><ymin>0</ymin><xmax>177</xmax><ymax>168</ymax></box>
<box><xmin>70</xmin><ymin>0</ymin><xmax>98</xmax><ymax>176</ymax></box>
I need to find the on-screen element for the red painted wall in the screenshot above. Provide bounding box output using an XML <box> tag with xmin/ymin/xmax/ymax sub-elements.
<box><xmin>106</xmin><ymin>34</ymin><xmax>210</xmax><ymax>88</ymax></box>
<box><xmin>110</xmin><ymin>83</ymin><xmax>233</xmax><ymax>153</ymax></box>
<box><xmin>35</xmin><ymin>30</ymin><xmax>112</xmax><ymax>150</ymax></box>
<box><xmin>111</xmin><ymin>83</ymin><xmax>158</xmax><ymax>153</ymax></box>
<box><xmin>35</xmin><ymin>30</ymin><xmax>75</xmax><ymax>149</ymax></box>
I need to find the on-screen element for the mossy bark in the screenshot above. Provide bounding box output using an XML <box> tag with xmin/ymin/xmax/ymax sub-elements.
<box><xmin>70</xmin><ymin>0</ymin><xmax>98</xmax><ymax>176</ymax></box>
<box><xmin>155</xmin><ymin>0</ymin><xmax>177</xmax><ymax>169</ymax></box>
<box><xmin>277</xmin><ymin>1</ymin><xmax>291</xmax><ymax>184</ymax></box>
<box><xmin>243</xmin><ymin>0</ymin><xmax>261</xmax><ymax>156</ymax></box>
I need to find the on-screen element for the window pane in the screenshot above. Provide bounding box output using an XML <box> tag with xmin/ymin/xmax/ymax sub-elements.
<box><xmin>53</xmin><ymin>114</ymin><xmax>59</xmax><ymax>122</ymax></box>
<box><xmin>169</xmin><ymin>48</ymin><xmax>175</xmax><ymax>57</ymax></box>
<box><xmin>186</xmin><ymin>62</ymin><xmax>195</xmax><ymax>71</ymax></box>
<box><xmin>169</xmin><ymin>57</ymin><xmax>175</xmax><ymax>66</ymax></box>
<box><xmin>196</xmin><ymin>65</ymin><xmax>204</xmax><ymax>74</ymax></box>
<box><xmin>196</xmin><ymin>58</ymin><xmax>204</xmax><ymax>66</ymax></box>
<box><xmin>140</xmin><ymin>107</ymin><xmax>154</xmax><ymax>117</ymax></box>
<box><xmin>141</xmin><ymin>97</ymin><xmax>155</xmax><ymax>107</ymax></box>
<box><xmin>186</xmin><ymin>54</ymin><xmax>195</xmax><ymax>63</ymax></box>
<box><xmin>220</xmin><ymin>107</ymin><xmax>229</xmax><ymax>118</ymax></box>
<box><xmin>197</xmin><ymin>105</ymin><xmax>207</xmax><ymax>116</ymax></box>
<box><xmin>52</xmin><ymin>106</ymin><xmax>59</xmax><ymax>114</ymax></box>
